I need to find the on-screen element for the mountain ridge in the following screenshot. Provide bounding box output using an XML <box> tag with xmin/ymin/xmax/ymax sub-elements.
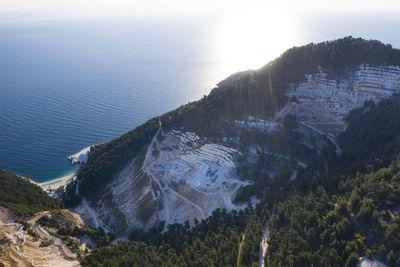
<box><xmin>56</xmin><ymin>36</ymin><xmax>400</xmax><ymax>266</ymax></box>
<box><xmin>62</xmin><ymin>37</ymin><xmax>400</xmax><ymax>236</ymax></box>
<box><xmin>2</xmin><ymin>36</ymin><xmax>400</xmax><ymax>266</ymax></box>
<box><xmin>73</xmin><ymin>36</ymin><xmax>400</xmax><ymax>204</ymax></box>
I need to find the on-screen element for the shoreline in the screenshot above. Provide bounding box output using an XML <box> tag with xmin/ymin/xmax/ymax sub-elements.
<box><xmin>38</xmin><ymin>173</ymin><xmax>76</xmax><ymax>192</ymax></box>
<box><xmin>16</xmin><ymin>145</ymin><xmax>94</xmax><ymax>195</ymax></box>
<box><xmin>31</xmin><ymin>172</ymin><xmax>76</xmax><ymax>193</ymax></box>
<box><xmin>31</xmin><ymin>145</ymin><xmax>93</xmax><ymax>193</ymax></box>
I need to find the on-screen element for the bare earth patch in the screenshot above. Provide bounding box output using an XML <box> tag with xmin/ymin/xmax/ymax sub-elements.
<box><xmin>0</xmin><ymin>206</ymin><xmax>80</xmax><ymax>267</ymax></box>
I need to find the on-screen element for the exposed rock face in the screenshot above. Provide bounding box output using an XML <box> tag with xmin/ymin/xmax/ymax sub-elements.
<box><xmin>137</xmin><ymin>129</ymin><xmax>247</xmax><ymax>228</ymax></box>
<box><xmin>231</xmin><ymin>65</ymin><xmax>400</xmax><ymax>142</ymax></box>
<box><xmin>78</xmin><ymin>128</ymin><xmax>248</xmax><ymax>233</ymax></box>
<box><xmin>75</xmin><ymin>64</ymin><xmax>400</xmax><ymax>234</ymax></box>
<box><xmin>285</xmin><ymin>64</ymin><xmax>400</xmax><ymax>136</ymax></box>
<box><xmin>0</xmin><ymin>207</ymin><xmax>81</xmax><ymax>267</ymax></box>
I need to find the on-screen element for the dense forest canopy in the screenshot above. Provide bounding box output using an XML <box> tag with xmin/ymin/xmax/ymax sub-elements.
<box><xmin>71</xmin><ymin>37</ymin><xmax>400</xmax><ymax>204</ymax></box>
<box><xmin>161</xmin><ymin>36</ymin><xmax>400</xmax><ymax>134</ymax></box>
<box><xmin>82</xmin><ymin>94</ymin><xmax>400</xmax><ymax>266</ymax></box>
<box><xmin>0</xmin><ymin>169</ymin><xmax>61</xmax><ymax>215</ymax></box>
<box><xmin>70</xmin><ymin>37</ymin><xmax>400</xmax><ymax>266</ymax></box>
<box><xmin>337</xmin><ymin>96</ymin><xmax>400</xmax><ymax>173</ymax></box>
<box><xmin>71</xmin><ymin>118</ymin><xmax>159</xmax><ymax>201</ymax></box>
<box><xmin>2</xmin><ymin>37</ymin><xmax>400</xmax><ymax>266</ymax></box>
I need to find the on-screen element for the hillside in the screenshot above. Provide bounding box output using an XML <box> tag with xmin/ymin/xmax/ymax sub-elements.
<box><xmin>58</xmin><ymin>37</ymin><xmax>400</xmax><ymax>266</ymax></box>
<box><xmin>0</xmin><ymin>170</ymin><xmax>91</xmax><ymax>266</ymax></box>
<box><xmin>0</xmin><ymin>207</ymin><xmax>82</xmax><ymax>267</ymax></box>
<box><xmin>73</xmin><ymin>37</ymin><xmax>400</xmax><ymax>203</ymax></box>
<box><xmin>83</xmin><ymin>95</ymin><xmax>400</xmax><ymax>266</ymax></box>
<box><xmin>0</xmin><ymin>169</ymin><xmax>62</xmax><ymax>215</ymax></box>
<box><xmin>0</xmin><ymin>169</ymin><xmax>114</xmax><ymax>266</ymax></box>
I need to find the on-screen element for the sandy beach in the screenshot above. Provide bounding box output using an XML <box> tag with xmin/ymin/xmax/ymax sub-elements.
<box><xmin>30</xmin><ymin>145</ymin><xmax>91</xmax><ymax>194</ymax></box>
<box><xmin>33</xmin><ymin>173</ymin><xmax>76</xmax><ymax>193</ymax></box>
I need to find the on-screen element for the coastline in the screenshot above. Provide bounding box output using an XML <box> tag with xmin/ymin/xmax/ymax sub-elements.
<box><xmin>35</xmin><ymin>173</ymin><xmax>76</xmax><ymax>193</ymax></box>
<box><xmin>34</xmin><ymin>145</ymin><xmax>93</xmax><ymax>193</ymax></box>
<box><xmin>16</xmin><ymin>145</ymin><xmax>93</xmax><ymax>196</ymax></box>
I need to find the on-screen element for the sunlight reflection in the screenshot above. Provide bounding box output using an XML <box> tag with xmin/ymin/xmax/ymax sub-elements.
<box><xmin>216</xmin><ymin>8</ymin><xmax>297</xmax><ymax>75</ymax></box>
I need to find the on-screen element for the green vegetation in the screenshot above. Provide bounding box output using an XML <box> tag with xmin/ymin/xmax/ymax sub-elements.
<box><xmin>81</xmin><ymin>93</ymin><xmax>400</xmax><ymax>267</ymax></box>
<box><xmin>160</xmin><ymin>36</ymin><xmax>400</xmax><ymax>136</ymax></box>
<box><xmin>267</xmin><ymin>152</ymin><xmax>400</xmax><ymax>266</ymax></box>
<box><xmin>63</xmin><ymin>37</ymin><xmax>400</xmax><ymax>266</ymax></box>
<box><xmin>16</xmin><ymin>219</ymin><xmax>38</xmax><ymax>240</ymax></box>
<box><xmin>37</xmin><ymin>214</ymin><xmax>111</xmax><ymax>248</ymax></box>
<box><xmin>261</xmin><ymin>95</ymin><xmax>400</xmax><ymax>266</ymax></box>
<box><xmin>83</xmin><ymin>207</ymin><xmax>269</xmax><ymax>266</ymax></box>
<box><xmin>338</xmin><ymin>97</ymin><xmax>400</xmax><ymax>174</ymax></box>
<box><xmin>0</xmin><ymin>169</ymin><xmax>61</xmax><ymax>215</ymax></box>
<box><xmin>69</xmin><ymin>37</ymin><xmax>400</xmax><ymax>206</ymax></box>
<box><xmin>68</xmin><ymin>118</ymin><xmax>160</xmax><ymax>203</ymax></box>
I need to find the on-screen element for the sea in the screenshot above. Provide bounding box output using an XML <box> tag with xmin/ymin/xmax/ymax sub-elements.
<box><xmin>1</xmin><ymin>13</ymin><xmax>400</xmax><ymax>182</ymax></box>
<box><xmin>0</xmin><ymin>17</ymin><xmax>230</xmax><ymax>182</ymax></box>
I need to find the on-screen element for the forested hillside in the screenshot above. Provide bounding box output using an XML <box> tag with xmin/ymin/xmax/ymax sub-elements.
<box><xmin>162</xmin><ymin>36</ymin><xmax>400</xmax><ymax>134</ymax></box>
<box><xmin>83</xmin><ymin>207</ymin><xmax>269</xmax><ymax>266</ymax></box>
<box><xmin>81</xmin><ymin>94</ymin><xmax>400</xmax><ymax>266</ymax></box>
<box><xmin>74</xmin><ymin>118</ymin><xmax>159</xmax><ymax>200</ymax></box>
<box><xmin>75</xmin><ymin>37</ymin><xmax>400</xmax><ymax>266</ymax></box>
<box><xmin>0</xmin><ymin>169</ymin><xmax>61</xmax><ymax>215</ymax></box>
<box><xmin>69</xmin><ymin>36</ymin><xmax>400</xmax><ymax>204</ymax></box>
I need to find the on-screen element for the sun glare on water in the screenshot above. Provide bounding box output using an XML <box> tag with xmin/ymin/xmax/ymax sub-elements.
<box><xmin>217</xmin><ymin>8</ymin><xmax>297</xmax><ymax>75</ymax></box>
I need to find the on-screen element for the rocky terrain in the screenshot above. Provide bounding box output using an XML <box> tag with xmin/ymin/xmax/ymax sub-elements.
<box><xmin>73</xmin><ymin>64</ymin><xmax>400</xmax><ymax>235</ymax></box>
<box><xmin>285</xmin><ymin>64</ymin><xmax>400</xmax><ymax>135</ymax></box>
<box><xmin>3</xmin><ymin>38</ymin><xmax>400</xmax><ymax>266</ymax></box>
<box><xmin>0</xmin><ymin>207</ymin><xmax>81</xmax><ymax>267</ymax></box>
<box><xmin>235</xmin><ymin>64</ymin><xmax>400</xmax><ymax>137</ymax></box>
<box><xmin>75</xmin><ymin>128</ymin><xmax>249</xmax><ymax>232</ymax></box>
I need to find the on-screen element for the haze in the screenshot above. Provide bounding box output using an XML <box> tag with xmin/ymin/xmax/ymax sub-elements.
<box><xmin>1</xmin><ymin>1</ymin><xmax>400</xmax><ymax>76</ymax></box>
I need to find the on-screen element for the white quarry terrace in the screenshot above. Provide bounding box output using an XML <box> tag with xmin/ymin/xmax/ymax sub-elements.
<box><xmin>233</xmin><ymin>117</ymin><xmax>280</xmax><ymax>133</ymax></box>
<box><xmin>105</xmin><ymin>128</ymin><xmax>249</xmax><ymax>230</ymax></box>
<box><xmin>234</xmin><ymin>64</ymin><xmax>400</xmax><ymax>138</ymax></box>
<box><xmin>74</xmin><ymin>64</ymin><xmax>400</xmax><ymax>233</ymax></box>
<box><xmin>285</xmin><ymin>64</ymin><xmax>400</xmax><ymax>136</ymax></box>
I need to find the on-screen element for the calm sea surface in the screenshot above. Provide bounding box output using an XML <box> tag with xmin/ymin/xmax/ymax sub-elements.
<box><xmin>0</xmin><ymin>18</ymin><xmax>227</xmax><ymax>182</ymax></box>
<box><xmin>1</xmin><ymin>14</ymin><xmax>399</xmax><ymax>182</ymax></box>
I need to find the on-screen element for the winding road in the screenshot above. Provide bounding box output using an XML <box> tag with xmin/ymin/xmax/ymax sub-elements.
<box><xmin>259</xmin><ymin>213</ymin><xmax>274</xmax><ymax>267</ymax></box>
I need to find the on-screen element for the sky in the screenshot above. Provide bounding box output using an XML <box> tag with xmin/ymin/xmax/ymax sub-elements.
<box><xmin>1</xmin><ymin>0</ymin><xmax>400</xmax><ymax>73</ymax></box>
<box><xmin>2</xmin><ymin>0</ymin><xmax>400</xmax><ymax>17</ymax></box>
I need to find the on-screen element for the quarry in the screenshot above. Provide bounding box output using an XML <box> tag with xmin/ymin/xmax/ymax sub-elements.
<box><xmin>0</xmin><ymin>207</ymin><xmax>81</xmax><ymax>267</ymax></box>
<box><xmin>234</xmin><ymin>64</ymin><xmax>400</xmax><ymax>138</ymax></box>
<box><xmin>106</xmin><ymin>128</ymin><xmax>249</xmax><ymax>231</ymax></box>
<box><xmin>284</xmin><ymin>64</ymin><xmax>400</xmax><ymax>136</ymax></box>
<box><xmin>75</xmin><ymin>64</ymin><xmax>400</xmax><ymax>233</ymax></box>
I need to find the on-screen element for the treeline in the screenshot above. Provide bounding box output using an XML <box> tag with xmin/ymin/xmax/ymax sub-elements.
<box><xmin>337</xmin><ymin>96</ymin><xmax>400</xmax><ymax>174</ymax></box>
<box><xmin>267</xmin><ymin>154</ymin><xmax>400</xmax><ymax>266</ymax></box>
<box><xmin>69</xmin><ymin>37</ymin><xmax>400</xmax><ymax>205</ymax></box>
<box><xmin>83</xmin><ymin>207</ymin><xmax>269</xmax><ymax>266</ymax></box>
<box><xmin>71</xmin><ymin>38</ymin><xmax>400</xmax><ymax>266</ymax></box>
<box><xmin>234</xmin><ymin>113</ymin><xmax>336</xmax><ymax>204</ymax></box>
<box><xmin>160</xmin><ymin>36</ymin><xmax>400</xmax><ymax>136</ymax></box>
<box><xmin>66</xmin><ymin>118</ymin><xmax>160</xmax><ymax>203</ymax></box>
<box><xmin>266</xmin><ymin>36</ymin><xmax>400</xmax><ymax>81</ymax></box>
<box><xmin>0</xmin><ymin>169</ymin><xmax>61</xmax><ymax>215</ymax></box>
<box><xmin>263</xmin><ymin>96</ymin><xmax>400</xmax><ymax>266</ymax></box>
<box><xmin>38</xmin><ymin>214</ymin><xmax>110</xmax><ymax>253</ymax></box>
<box><xmin>81</xmin><ymin>95</ymin><xmax>400</xmax><ymax>266</ymax></box>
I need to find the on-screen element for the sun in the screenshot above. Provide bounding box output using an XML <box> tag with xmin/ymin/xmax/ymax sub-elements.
<box><xmin>217</xmin><ymin>8</ymin><xmax>296</xmax><ymax>75</ymax></box>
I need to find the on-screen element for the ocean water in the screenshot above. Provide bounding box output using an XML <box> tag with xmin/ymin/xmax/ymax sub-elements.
<box><xmin>0</xmin><ymin>18</ymin><xmax>227</xmax><ymax>182</ymax></box>
<box><xmin>1</xmin><ymin>13</ymin><xmax>400</xmax><ymax>182</ymax></box>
